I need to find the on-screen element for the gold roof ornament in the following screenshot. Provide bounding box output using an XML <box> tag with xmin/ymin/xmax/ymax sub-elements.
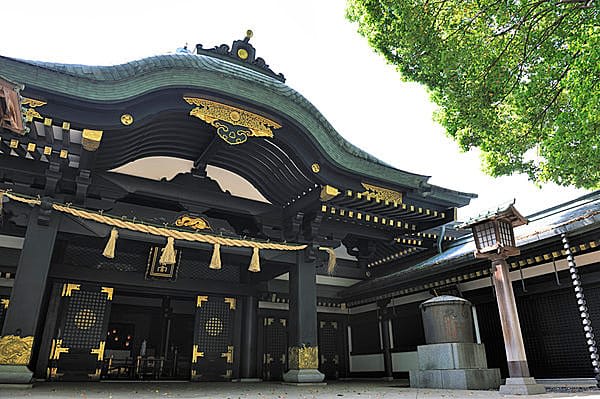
<box><xmin>184</xmin><ymin>97</ymin><xmax>281</xmax><ymax>145</ymax></box>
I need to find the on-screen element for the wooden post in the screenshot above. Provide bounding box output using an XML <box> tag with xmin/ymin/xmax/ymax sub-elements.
<box><xmin>240</xmin><ymin>295</ymin><xmax>259</xmax><ymax>381</ymax></box>
<box><xmin>492</xmin><ymin>258</ymin><xmax>545</xmax><ymax>394</ymax></box>
<box><xmin>283</xmin><ymin>249</ymin><xmax>324</xmax><ymax>383</ymax></box>
<box><xmin>0</xmin><ymin>208</ymin><xmax>59</xmax><ymax>384</ymax></box>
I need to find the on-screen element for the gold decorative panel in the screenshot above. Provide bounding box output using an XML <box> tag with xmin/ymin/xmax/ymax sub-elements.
<box><xmin>184</xmin><ymin>97</ymin><xmax>281</xmax><ymax>145</ymax></box>
<box><xmin>288</xmin><ymin>345</ymin><xmax>318</xmax><ymax>370</ymax></box>
<box><xmin>360</xmin><ymin>182</ymin><xmax>403</xmax><ymax>203</ymax></box>
<box><xmin>0</xmin><ymin>335</ymin><xmax>34</xmax><ymax>365</ymax></box>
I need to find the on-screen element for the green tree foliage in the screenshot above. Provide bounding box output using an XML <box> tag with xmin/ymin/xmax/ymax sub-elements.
<box><xmin>347</xmin><ymin>0</ymin><xmax>599</xmax><ymax>189</ymax></box>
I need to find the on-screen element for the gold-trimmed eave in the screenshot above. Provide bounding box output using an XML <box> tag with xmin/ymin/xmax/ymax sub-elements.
<box><xmin>329</xmin><ymin>188</ymin><xmax>454</xmax><ymax>224</ymax></box>
<box><xmin>321</xmin><ymin>203</ymin><xmax>417</xmax><ymax>232</ymax></box>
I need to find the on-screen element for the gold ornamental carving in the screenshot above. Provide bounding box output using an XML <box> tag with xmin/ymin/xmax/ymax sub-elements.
<box><xmin>288</xmin><ymin>345</ymin><xmax>318</xmax><ymax>370</ymax></box>
<box><xmin>0</xmin><ymin>335</ymin><xmax>34</xmax><ymax>365</ymax></box>
<box><xmin>120</xmin><ymin>114</ymin><xmax>134</xmax><ymax>126</ymax></box>
<box><xmin>184</xmin><ymin>97</ymin><xmax>281</xmax><ymax>145</ymax></box>
<box><xmin>175</xmin><ymin>215</ymin><xmax>210</xmax><ymax>230</ymax></box>
<box><xmin>361</xmin><ymin>182</ymin><xmax>403</xmax><ymax>203</ymax></box>
<box><xmin>21</xmin><ymin>97</ymin><xmax>47</xmax><ymax>108</ymax></box>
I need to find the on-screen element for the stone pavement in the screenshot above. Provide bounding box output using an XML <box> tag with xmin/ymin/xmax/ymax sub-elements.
<box><xmin>1</xmin><ymin>381</ymin><xmax>599</xmax><ymax>399</ymax></box>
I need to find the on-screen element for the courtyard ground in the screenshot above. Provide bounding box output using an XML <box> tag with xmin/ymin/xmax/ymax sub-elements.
<box><xmin>1</xmin><ymin>381</ymin><xmax>600</xmax><ymax>399</ymax></box>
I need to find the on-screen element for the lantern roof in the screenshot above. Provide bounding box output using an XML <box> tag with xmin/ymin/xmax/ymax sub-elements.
<box><xmin>458</xmin><ymin>200</ymin><xmax>528</xmax><ymax>229</ymax></box>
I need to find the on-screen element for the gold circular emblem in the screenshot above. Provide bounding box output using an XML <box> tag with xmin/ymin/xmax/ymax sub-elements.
<box><xmin>311</xmin><ymin>163</ymin><xmax>321</xmax><ymax>173</ymax></box>
<box><xmin>74</xmin><ymin>309</ymin><xmax>97</xmax><ymax>330</ymax></box>
<box><xmin>120</xmin><ymin>114</ymin><xmax>134</xmax><ymax>126</ymax></box>
<box><xmin>229</xmin><ymin>111</ymin><xmax>241</xmax><ymax>122</ymax></box>
<box><xmin>237</xmin><ymin>48</ymin><xmax>249</xmax><ymax>60</ymax></box>
<box><xmin>205</xmin><ymin>317</ymin><xmax>223</xmax><ymax>336</ymax></box>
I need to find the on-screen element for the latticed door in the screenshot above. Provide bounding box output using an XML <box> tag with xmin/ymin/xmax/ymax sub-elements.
<box><xmin>191</xmin><ymin>295</ymin><xmax>235</xmax><ymax>381</ymax></box>
<box><xmin>262</xmin><ymin>317</ymin><xmax>287</xmax><ymax>381</ymax></box>
<box><xmin>47</xmin><ymin>283</ymin><xmax>113</xmax><ymax>381</ymax></box>
<box><xmin>319</xmin><ymin>320</ymin><xmax>341</xmax><ymax>380</ymax></box>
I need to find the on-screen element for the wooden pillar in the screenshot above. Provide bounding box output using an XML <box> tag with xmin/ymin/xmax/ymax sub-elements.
<box><xmin>378</xmin><ymin>300</ymin><xmax>393</xmax><ymax>381</ymax></box>
<box><xmin>240</xmin><ymin>295</ymin><xmax>259</xmax><ymax>380</ymax></box>
<box><xmin>492</xmin><ymin>258</ymin><xmax>545</xmax><ymax>394</ymax></box>
<box><xmin>0</xmin><ymin>207</ymin><xmax>59</xmax><ymax>384</ymax></box>
<box><xmin>283</xmin><ymin>249</ymin><xmax>324</xmax><ymax>383</ymax></box>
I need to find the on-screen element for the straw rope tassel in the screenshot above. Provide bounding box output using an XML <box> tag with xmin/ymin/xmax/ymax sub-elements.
<box><xmin>102</xmin><ymin>228</ymin><xmax>119</xmax><ymax>259</ymax></box>
<box><xmin>248</xmin><ymin>247</ymin><xmax>260</xmax><ymax>272</ymax></box>
<box><xmin>160</xmin><ymin>237</ymin><xmax>177</xmax><ymax>265</ymax></box>
<box><xmin>209</xmin><ymin>243</ymin><xmax>222</xmax><ymax>270</ymax></box>
<box><xmin>319</xmin><ymin>247</ymin><xmax>337</xmax><ymax>275</ymax></box>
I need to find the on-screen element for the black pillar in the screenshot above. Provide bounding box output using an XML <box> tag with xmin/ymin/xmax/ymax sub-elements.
<box><xmin>0</xmin><ymin>207</ymin><xmax>59</xmax><ymax>383</ymax></box>
<box><xmin>283</xmin><ymin>249</ymin><xmax>324</xmax><ymax>383</ymax></box>
<box><xmin>378</xmin><ymin>300</ymin><xmax>393</xmax><ymax>381</ymax></box>
<box><xmin>240</xmin><ymin>295</ymin><xmax>258</xmax><ymax>380</ymax></box>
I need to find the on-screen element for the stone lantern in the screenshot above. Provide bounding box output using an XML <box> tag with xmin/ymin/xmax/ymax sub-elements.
<box><xmin>461</xmin><ymin>202</ymin><xmax>545</xmax><ymax>395</ymax></box>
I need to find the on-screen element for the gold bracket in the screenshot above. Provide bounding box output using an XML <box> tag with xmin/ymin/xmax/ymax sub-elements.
<box><xmin>280</xmin><ymin>318</ymin><xmax>286</xmax><ymax>327</ymax></box>
<box><xmin>101</xmin><ymin>287</ymin><xmax>113</xmax><ymax>301</ymax></box>
<box><xmin>196</xmin><ymin>295</ymin><xmax>208</xmax><ymax>307</ymax></box>
<box><xmin>0</xmin><ymin>299</ymin><xmax>8</xmax><ymax>309</ymax></box>
<box><xmin>81</xmin><ymin>129</ymin><xmax>103</xmax><ymax>152</ymax></box>
<box><xmin>49</xmin><ymin>339</ymin><xmax>69</xmax><ymax>360</ymax></box>
<box><xmin>191</xmin><ymin>344</ymin><xmax>204</xmax><ymax>363</ymax></box>
<box><xmin>264</xmin><ymin>317</ymin><xmax>274</xmax><ymax>326</ymax></box>
<box><xmin>221</xmin><ymin>345</ymin><xmax>234</xmax><ymax>364</ymax></box>
<box><xmin>61</xmin><ymin>283</ymin><xmax>80</xmax><ymax>297</ymax></box>
<box><xmin>224</xmin><ymin>297</ymin><xmax>236</xmax><ymax>310</ymax></box>
<box><xmin>91</xmin><ymin>341</ymin><xmax>105</xmax><ymax>360</ymax></box>
<box><xmin>320</xmin><ymin>185</ymin><xmax>340</xmax><ymax>201</ymax></box>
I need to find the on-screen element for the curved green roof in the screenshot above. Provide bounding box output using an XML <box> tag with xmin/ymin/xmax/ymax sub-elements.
<box><xmin>0</xmin><ymin>53</ymin><xmax>475</xmax><ymax>206</ymax></box>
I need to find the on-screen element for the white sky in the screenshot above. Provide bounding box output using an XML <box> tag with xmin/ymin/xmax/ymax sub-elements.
<box><xmin>1</xmin><ymin>1</ymin><xmax>589</xmax><ymax>219</ymax></box>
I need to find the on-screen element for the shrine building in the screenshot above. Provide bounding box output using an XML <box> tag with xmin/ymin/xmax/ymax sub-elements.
<box><xmin>0</xmin><ymin>33</ymin><xmax>599</xmax><ymax>387</ymax></box>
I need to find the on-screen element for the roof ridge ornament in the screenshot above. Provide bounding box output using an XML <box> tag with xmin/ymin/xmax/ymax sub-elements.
<box><xmin>195</xmin><ymin>30</ymin><xmax>286</xmax><ymax>82</ymax></box>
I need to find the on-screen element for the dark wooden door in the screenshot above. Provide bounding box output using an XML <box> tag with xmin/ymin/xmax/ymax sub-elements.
<box><xmin>319</xmin><ymin>319</ymin><xmax>342</xmax><ymax>380</ymax></box>
<box><xmin>262</xmin><ymin>317</ymin><xmax>287</xmax><ymax>381</ymax></box>
<box><xmin>191</xmin><ymin>295</ymin><xmax>235</xmax><ymax>381</ymax></box>
<box><xmin>47</xmin><ymin>283</ymin><xmax>113</xmax><ymax>381</ymax></box>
